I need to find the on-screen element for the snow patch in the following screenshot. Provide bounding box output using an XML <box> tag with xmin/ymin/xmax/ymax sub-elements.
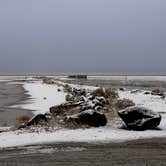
<box><xmin>13</xmin><ymin>83</ymin><xmax>67</xmax><ymax>114</ymax></box>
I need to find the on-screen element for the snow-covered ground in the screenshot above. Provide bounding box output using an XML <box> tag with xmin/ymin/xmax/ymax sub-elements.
<box><xmin>1</xmin><ymin>124</ymin><xmax>166</xmax><ymax>148</ymax></box>
<box><xmin>22</xmin><ymin>83</ymin><xmax>66</xmax><ymax>114</ymax></box>
<box><xmin>13</xmin><ymin>83</ymin><xmax>67</xmax><ymax>114</ymax></box>
<box><xmin>12</xmin><ymin>81</ymin><xmax>96</xmax><ymax>114</ymax></box>
<box><xmin>1</xmin><ymin>81</ymin><xmax>166</xmax><ymax>148</ymax></box>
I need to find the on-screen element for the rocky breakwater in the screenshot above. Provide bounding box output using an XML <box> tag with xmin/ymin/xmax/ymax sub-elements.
<box><xmin>49</xmin><ymin>86</ymin><xmax>119</xmax><ymax>128</ymax></box>
<box><xmin>18</xmin><ymin>83</ymin><xmax>123</xmax><ymax>129</ymax></box>
<box><xmin>18</xmin><ymin>81</ymin><xmax>162</xmax><ymax>131</ymax></box>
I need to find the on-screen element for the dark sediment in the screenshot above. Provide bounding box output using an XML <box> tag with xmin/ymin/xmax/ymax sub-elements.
<box><xmin>0</xmin><ymin>81</ymin><xmax>33</xmax><ymax>127</ymax></box>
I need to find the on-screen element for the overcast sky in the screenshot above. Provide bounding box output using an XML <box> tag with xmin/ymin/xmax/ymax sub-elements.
<box><xmin>0</xmin><ymin>0</ymin><xmax>165</xmax><ymax>75</ymax></box>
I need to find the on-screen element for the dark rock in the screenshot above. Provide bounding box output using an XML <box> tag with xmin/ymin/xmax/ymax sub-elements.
<box><xmin>118</xmin><ymin>106</ymin><xmax>161</xmax><ymax>130</ymax></box>
<box><xmin>65</xmin><ymin>110</ymin><xmax>107</xmax><ymax>127</ymax></box>
<box><xmin>80</xmin><ymin>103</ymin><xmax>94</xmax><ymax>111</ymax></box>
<box><xmin>151</xmin><ymin>89</ymin><xmax>165</xmax><ymax>96</ymax></box>
<box><xmin>42</xmin><ymin>78</ymin><xmax>55</xmax><ymax>84</ymax></box>
<box><xmin>76</xmin><ymin>96</ymin><xmax>87</xmax><ymax>103</ymax></box>
<box><xmin>65</xmin><ymin>94</ymin><xmax>75</xmax><ymax>102</ymax></box>
<box><xmin>63</xmin><ymin>84</ymin><xmax>72</xmax><ymax>93</ymax></box>
<box><xmin>27</xmin><ymin>114</ymin><xmax>48</xmax><ymax>126</ymax></box>
<box><xmin>19</xmin><ymin>114</ymin><xmax>48</xmax><ymax>129</ymax></box>
<box><xmin>161</xmin><ymin>95</ymin><xmax>165</xmax><ymax>99</ymax></box>
<box><xmin>72</xmin><ymin>88</ymin><xmax>87</xmax><ymax>97</ymax></box>
<box><xmin>119</xmin><ymin>87</ymin><xmax>125</xmax><ymax>91</ymax></box>
<box><xmin>92</xmin><ymin>96</ymin><xmax>107</xmax><ymax>108</ymax></box>
<box><xmin>50</xmin><ymin>102</ymin><xmax>81</xmax><ymax>115</ymax></box>
<box><xmin>144</xmin><ymin>91</ymin><xmax>151</xmax><ymax>95</ymax></box>
<box><xmin>130</xmin><ymin>89</ymin><xmax>141</xmax><ymax>94</ymax></box>
<box><xmin>80</xmin><ymin>96</ymin><xmax>107</xmax><ymax>112</ymax></box>
<box><xmin>57</xmin><ymin>88</ymin><xmax>61</xmax><ymax>92</ymax></box>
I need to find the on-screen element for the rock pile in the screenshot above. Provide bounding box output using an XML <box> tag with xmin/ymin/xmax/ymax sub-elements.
<box><xmin>18</xmin><ymin>83</ymin><xmax>162</xmax><ymax>131</ymax></box>
<box><xmin>19</xmin><ymin>86</ymin><xmax>119</xmax><ymax>129</ymax></box>
<box><xmin>49</xmin><ymin>87</ymin><xmax>117</xmax><ymax>128</ymax></box>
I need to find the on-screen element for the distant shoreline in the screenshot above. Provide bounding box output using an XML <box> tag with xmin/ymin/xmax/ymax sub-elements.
<box><xmin>0</xmin><ymin>74</ymin><xmax>166</xmax><ymax>76</ymax></box>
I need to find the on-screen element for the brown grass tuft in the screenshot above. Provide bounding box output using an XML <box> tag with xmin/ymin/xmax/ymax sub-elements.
<box><xmin>116</xmin><ymin>99</ymin><xmax>135</xmax><ymax>110</ymax></box>
<box><xmin>16</xmin><ymin>115</ymin><xmax>31</xmax><ymax>128</ymax></box>
<box><xmin>91</xmin><ymin>88</ymin><xmax>118</xmax><ymax>104</ymax></box>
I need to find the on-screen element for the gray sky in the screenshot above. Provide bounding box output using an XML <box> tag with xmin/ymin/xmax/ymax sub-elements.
<box><xmin>0</xmin><ymin>0</ymin><xmax>165</xmax><ymax>74</ymax></box>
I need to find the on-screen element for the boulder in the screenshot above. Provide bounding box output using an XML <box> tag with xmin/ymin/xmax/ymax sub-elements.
<box><xmin>151</xmin><ymin>89</ymin><xmax>165</xmax><ymax>96</ymax></box>
<box><xmin>65</xmin><ymin>109</ymin><xmax>107</xmax><ymax>127</ymax></box>
<box><xmin>119</xmin><ymin>87</ymin><xmax>126</xmax><ymax>91</ymax></box>
<box><xmin>130</xmin><ymin>89</ymin><xmax>141</xmax><ymax>94</ymax></box>
<box><xmin>18</xmin><ymin>114</ymin><xmax>48</xmax><ymax>129</ymax></box>
<box><xmin>72</xmin><ymin>88</ymin><xmax>87</xmax><ymax>97</ymax></box>
<box><xmin>50</xmin><ymin>102</ymin><xmax>82</xmax><ymax>115</ymax></box>
<box><xmin>65</xmin><ymin>94</ymin><xmax>75</xmax><ymax>102</ymax></box>
<box><xmin>80</xmin><ymin>96</ymin><xmax>107</xmax><ymax>112</ymax></box>
<box><xmin>144</xmin><ymin>91</ymin><xmax>151</xmax><ymax>95</ymax></box>
<box><xmin>118</xmin><ymin>106</ymin><xmax>161</xmax><ymax>130</ymax></box>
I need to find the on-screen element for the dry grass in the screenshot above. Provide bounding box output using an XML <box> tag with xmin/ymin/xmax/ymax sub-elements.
<box><xmin>16</xmin><ymin>115</ymin><xmax>30</xmax><ymax>128</ymax></box>
<box><xmin>64</xmin><ymin>119</ymin><xmax>81</xmax><ymax>129</ymax></box>
<box><xmin>64</xmin><ymin>117</ymin><xmax>89</xmax><ymax>129</ymax></box>
<box><xmin>47</xmin><ymin>116</ymin><xmax>59</xmax><ymax>127</ymax></box>
<box><xmin>115</xmin><ymin>99</ymin><xmax>135</xmax><ymax>110</ymax></box>
<box><xmin>91</xmin><ymin>87</ymin><xmax>118</xmax><ymax>104</ymax></box>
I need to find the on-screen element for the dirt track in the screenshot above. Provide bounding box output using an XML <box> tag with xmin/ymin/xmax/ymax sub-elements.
<box><xmin>0</xmin><ymin>138</ymin><xmax>166</xmax><ymax>166</ymax></box>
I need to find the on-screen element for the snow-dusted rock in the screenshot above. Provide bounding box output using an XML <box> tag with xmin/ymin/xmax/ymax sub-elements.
<box><xmin>65</xmin><ymin>109</ymin><xmax>107</xmax><ymax>127</ymax></box>
<box><xmin>130</xmin><ymin>89</ymin><xmax>142</xmax><ymax>94</ymax></box>
<box><xmin>92</xmin><ymin>96</ymin><xmax>106</xmax><ymax>107</ymax></box>
<box><xmin>50</xmin><ymin>102</ymin><xmax>81</xmax><ymax>115</ymax></box>
<box><xmin>118</xmin><ymin>106</ymin><xmax>161</xmax><ymax>130</ymax></box>
<box><xmin>151</xmin><ymin>89</ymin><xmax>165</xmax><ymax>97</ymax></box>
<box><xmin>19</xmin><ymin>114</ymin><xmax>48</xmax><ymax>129</ymax></box>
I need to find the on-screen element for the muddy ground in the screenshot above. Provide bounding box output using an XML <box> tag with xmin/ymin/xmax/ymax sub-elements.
<box><xmin>0</xmin><ymin>81</ymin><xmax>33</xmax><ymax>127</ymax></box>
<box><xmin>0</xmin><ymin>138</ymin><xmax>166</xmax><ymax>166</ymax></box>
